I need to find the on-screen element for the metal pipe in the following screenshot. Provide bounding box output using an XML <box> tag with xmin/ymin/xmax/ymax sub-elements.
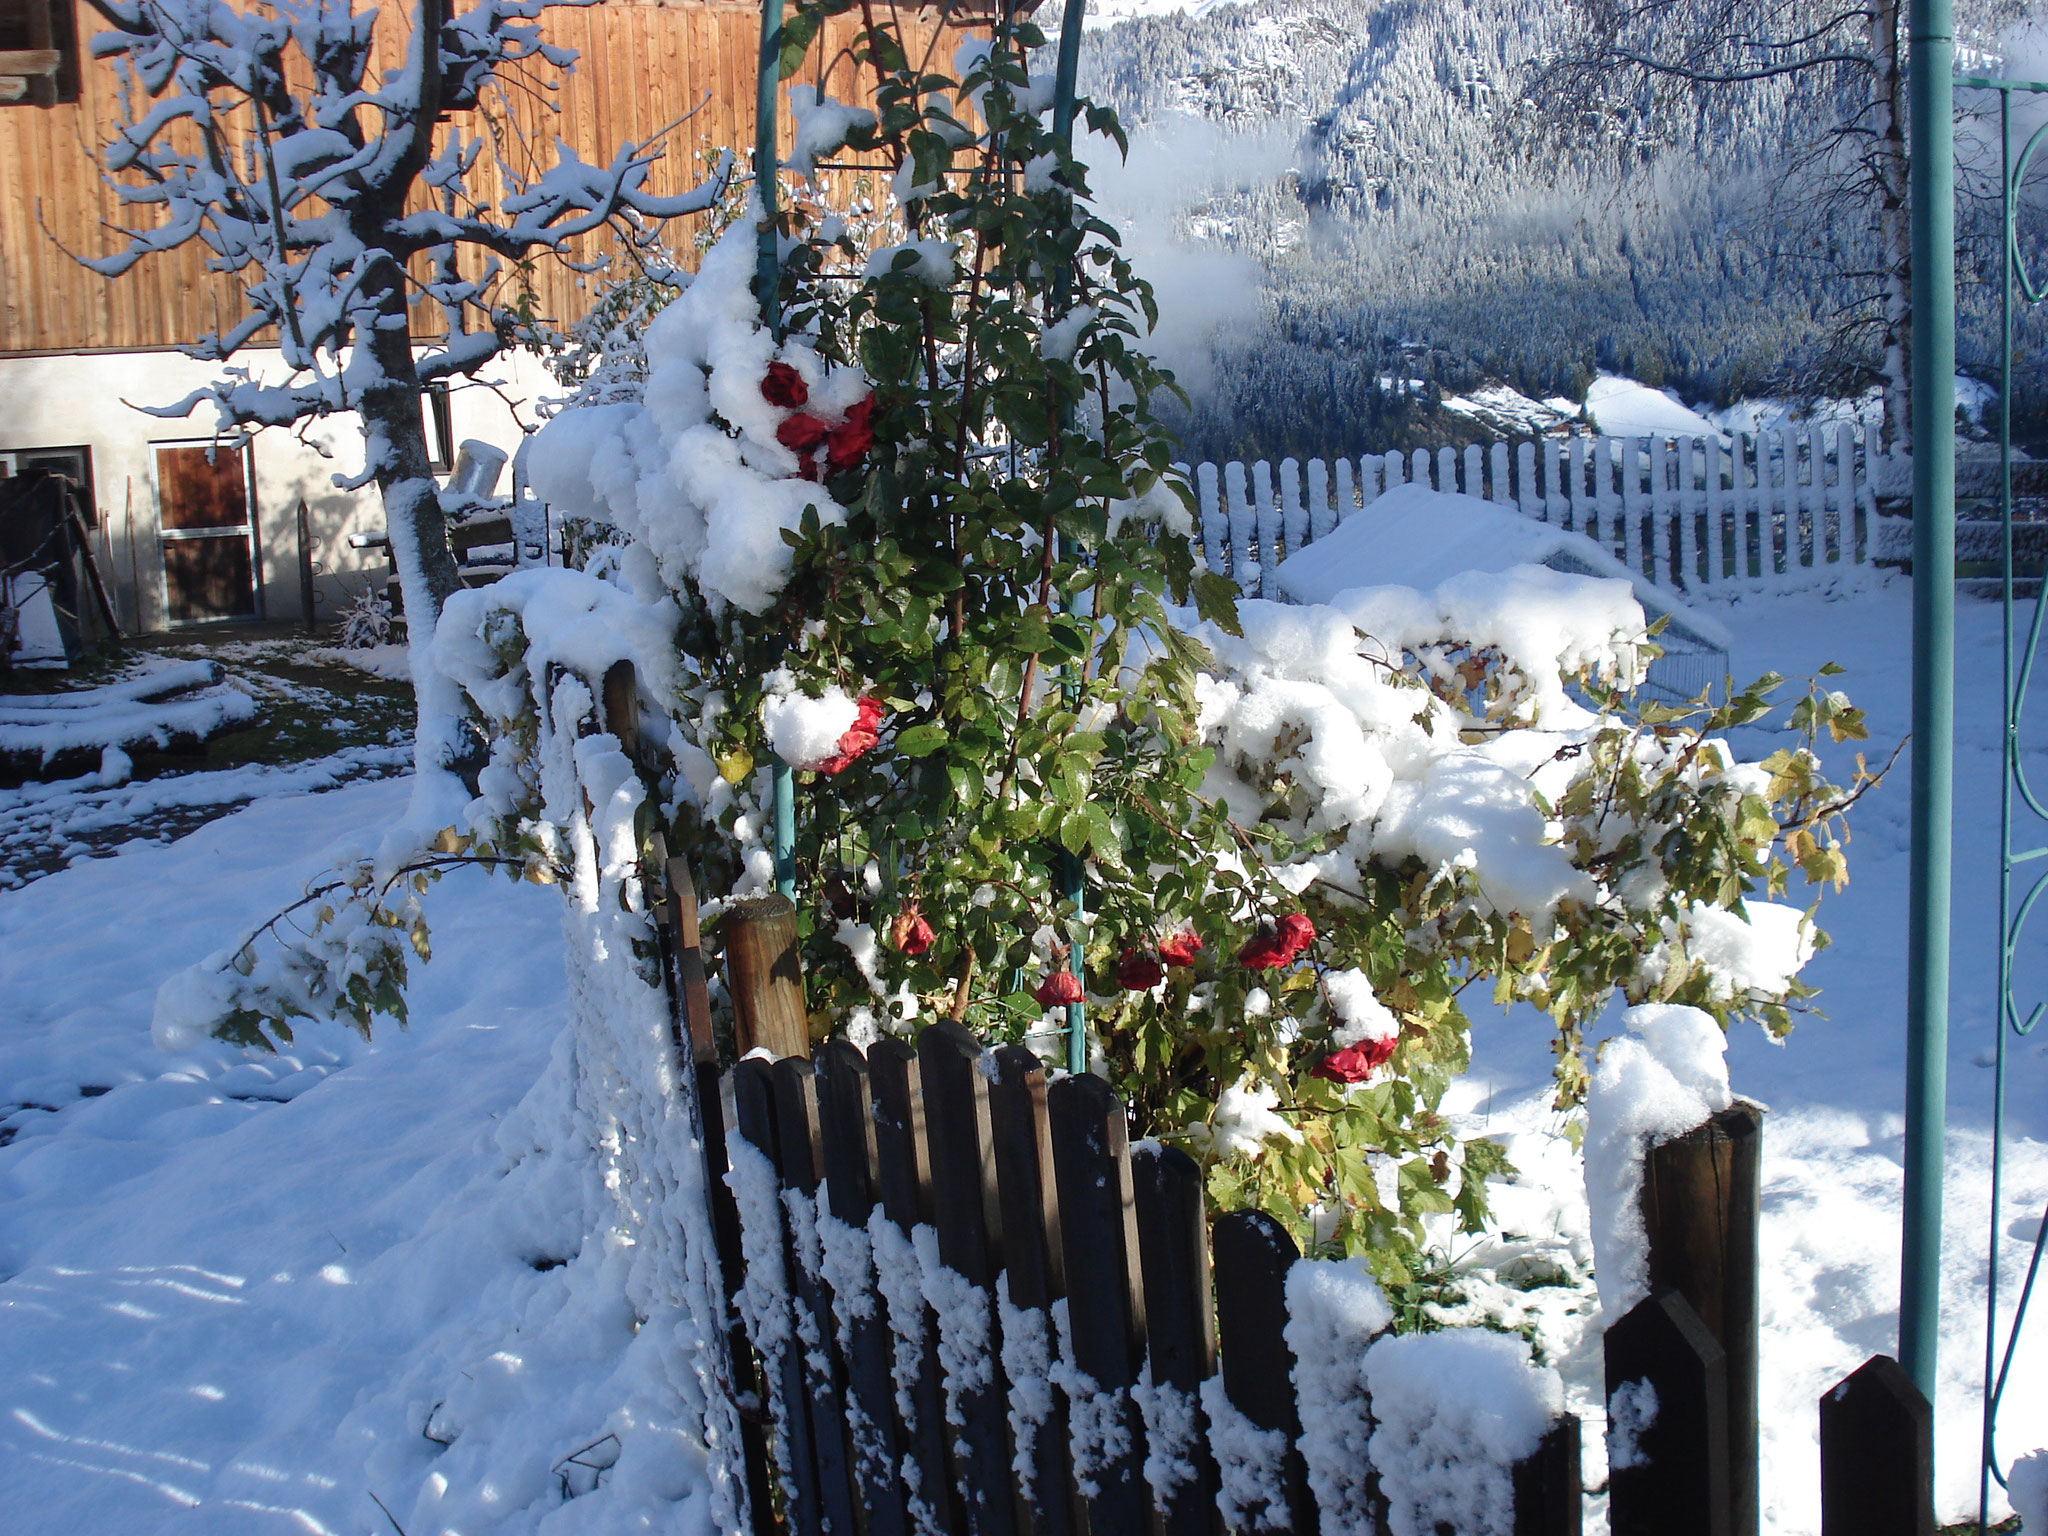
<box><xmin>1054</xmin><ymin>0</ymin><xmax>1088</xmax><ymax>1074</ymax></box>
<box><xmin>756</xmin><ymin>0</ymin><xmax>796</xmax><ymax>898</ymax></box>
<box><xmin>1902</xmin><ymin>0</ymin><xmax>1957</xmax><ymax>1403</ymax></box>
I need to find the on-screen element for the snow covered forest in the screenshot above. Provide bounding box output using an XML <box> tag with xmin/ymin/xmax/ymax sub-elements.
<box><xmin>1054</xmin><ymin>0</ymin><xmax>2048</xmax><ymax>461</ymax></box>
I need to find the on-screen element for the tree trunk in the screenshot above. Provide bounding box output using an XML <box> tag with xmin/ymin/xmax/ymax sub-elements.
<box><xmin>1872</xmin><ymin>0</ymin><xmax>1912</xmax><ymax>453</ymax></box>
<box><xmin>361</xmin><ymin>273</ymin><xmax>460</xmax><ymax>633</ymax></box>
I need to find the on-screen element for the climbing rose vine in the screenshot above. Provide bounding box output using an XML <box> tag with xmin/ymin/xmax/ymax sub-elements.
<box><xmin>181</xmin><ymin>8</ymin><xmax>1876</xmax><ymax>1288</ymax></box>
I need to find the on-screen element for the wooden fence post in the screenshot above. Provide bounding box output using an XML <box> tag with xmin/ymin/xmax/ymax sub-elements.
<box><xmin>661</xmin><ymin>856</ymin><xmax>777</xmax><ymax>1535</ymax></box>
<box><xmin>1211</xmin><ymin>1211</ymin><xmax>1318</xmax><ymax>1536</ymax></box>
<box><xmin>730</xmin><ymin>1058</ymin><xmax>828</xmax><ymax>1536</ymax></box>
<box><xmin>723</xmin><ymin>894</ymin><xmax>810</xmax><ymax>1058</ymax></box>
<box><xmin>986</xmin><ymin>1045</ymin><xmax>1079</xmax><ymax>1536</ymax></box>
<box><xmin>815</xmin><ymin>1040</ymin><xmax>913</xmax><ymax>1536</ymax></box>
<box><xmin>770</xmin><ymin>1058</ymin><xmax>861</xmax><ymax>1536</ymax></box>
<box><xmin>917</xmin><ymin>1022</ymin><xmax>1017</xmax><ymax>1536</ymax></box>
<box><xmin>1047</xmin><ymin>1073</ymin><xmax>1152</xmax><ymax>1533</ymax></box>
<box><xmin>1511</xmin><ymin>1415</ymin><xmax>1584</xmax><ymax>1536</ymax></box>
<box><xmin>867</xmin><ymin>1038</ymin><xmax>962</xmax><ymax>1533</ymax></box>
<box><xmin>1819</xmin><ymin>1355</ymin><xmax>1934</xmax><ymax>1536</ymax></box>
<box><xmin>1641</xmin><ymin>1101</ymin><xmax>1762</xmax><ymax>1536</ymax></box>
<box><xmin>1131</xmin><ymin>1142</ymin><xmax>1224</xmax><ymax>1536</ymax></box>
<box><xmin>1604</xmin><ymin>1290</ymin><xmax>1730</xmax><ymax>1536</ymax></box>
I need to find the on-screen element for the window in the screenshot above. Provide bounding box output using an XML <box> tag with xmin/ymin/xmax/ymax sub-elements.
<box><xmin>0</xmin><ymin>0</ymin><xmax>78</xmax><ymax>107</ymax></box>
<box><xmin>0</xmin><ymin>444</ymin><xmax>94</xmax><ymax>525</ymax></box>
<box><xmin>422</xmin><ymin>382</ymin><xmax>455</xmax><ymax>473</ymax></box>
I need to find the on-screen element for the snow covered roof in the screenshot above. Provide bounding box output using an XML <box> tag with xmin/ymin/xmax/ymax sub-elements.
<box><xmin>1583</xmin><ymin>374</ymin><xmax>1722</xmax><ymax>439</ymax></box>
<box><xmin>1272</xmin><ymin>483</ymin><xmax>1734</xmax><ymax>653</ymax></box>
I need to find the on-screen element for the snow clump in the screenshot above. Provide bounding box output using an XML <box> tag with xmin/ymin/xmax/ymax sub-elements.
<box><xmin>1583</xmin><ymin>1002</ymin><xmax>1735</xmax><ymax>1317</ymax></box>
<box><xmin>2012</xmin><ymin>1448</ymin><xmax>2048</xmax><ymax>1534</ymax></box>
<box><xmin>1284</xmin><ymin>1257</ymin><xmax>1392</xmax><ymax>1536</ymax></box>
<box><xmin>761</xmin><ymin>673</ymin><xmax>864</xmax><ymax>771</ymax></box>
<box><xmin>524</xmin><ymin>217</ymin><xmax>864</xmax><ymax>615</ymax></box>
<box><xmin>787</xmin><ymin>84</ymin><xmax>874</xmax><ymax>181</ymax></box>
<box><xmin>1362</xmin><ymin>1328</ymin><xmax>1563</xmax><ymax>1536</ymax></box>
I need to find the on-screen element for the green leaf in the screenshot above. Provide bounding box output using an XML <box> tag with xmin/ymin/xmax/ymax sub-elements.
<box><xmin>1193</xmin><ymin>570</ymin><xmax>1243</xmax><ymax>636</ymax></box>
<box><xmin>896</xmin><ymin>722</ymin><xmax>949</xmax><ymax>757</ymax></box>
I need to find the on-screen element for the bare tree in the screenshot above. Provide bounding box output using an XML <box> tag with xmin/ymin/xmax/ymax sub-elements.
<box><xmin>1529</xmin><ymin>0</ymin><xmax>1935</xmax><ymax>444</ymax></box>
<box><xmin>78</xmin><ymin>0</ymin><xmax>726</xmax><ymax>783</ymax></box>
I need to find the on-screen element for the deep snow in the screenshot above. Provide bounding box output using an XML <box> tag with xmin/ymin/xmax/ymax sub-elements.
<box><xmin>0</xmin><ymin>577</ymin><xmax>2043</xmax><ymax>1533</ymax></box>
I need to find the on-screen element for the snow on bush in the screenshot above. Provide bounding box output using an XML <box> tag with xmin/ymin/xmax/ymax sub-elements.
<box><xmin>1583</xmin><ymin>1002</ymin><xmax>1736</xmax><ymax>1317</ymax></box>
<box><xmin>1362</xmin><ymin>1328</ymin><xmax>1564</xmax><ymax>1536</ymax></box>
<box><xmin>1284</xmin><ymin>1257</ymin><xmax>1393</xmax><ymax>1535</ymax></box>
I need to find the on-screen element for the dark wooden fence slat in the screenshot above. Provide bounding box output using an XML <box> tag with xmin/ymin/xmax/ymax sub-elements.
<box><xmin>1818</xmin><ymin>1355</ymin><xmax>1934</xmax><ymax>1536</ymax></box>
<box><xmin>917</xmin><ymin>1021</ymin><xmax>1019</xmax><ymax>1536</ymax></box>
<box><xmin>816</xmin><ymin>1041</ymin><xmax>912</xmax><ymax>1536</ymax></box>
<box><xmin>771</xmin><ymin>1059</ymin><xmax>862</xmax><ymax>1536</ymax></box>
<box><xmin>1131</xmin><ymin>1142</ymin><xmax>1223</xmax><ymax>1536</ymax></box>
<box><xmin>868</xmin><ymin>1038</ymin><xmax>963</xmax><ymax>1536</ymax></box>
<box><xmin>730</xmin><ymin>1058</ymin><xmax>826</xmax><ymax>1536</ymax></box>
<box><xmin>1047</xmin><ymin>1073</ymin><xmax>1153</xmax><ymax>1534</ymax></box>
<box><xmin>1642</xmin><ymin>1102</ymin><xmax>1762</xmax><ymax>1536</ymax></box>
<box><xmin>662</xmin><ymin>856</ymin><xmax>777</xmax><ymax>1536</ymax></box>
<box><xmin>1511</xmin><ymin>1415</ymin><xmax>1585</xmax><ymax>1536</ymax></box>
<box><xmin>986</xmin><ymin>1045</ymin><xmax>1078</xmax><ymax>1536</ymax></box>
<box><xmin>1604</xmin><ymin>1289</ymin><xmax>1731</xmax><ymax>1536</ymax></box>
<box><xmin>1211</xmin><ymin>1210</ymin><xmax>1318</xmax><ymax>1536</ymax></box>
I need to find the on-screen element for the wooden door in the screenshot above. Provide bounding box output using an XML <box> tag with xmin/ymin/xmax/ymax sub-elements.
<box><xmin>156</xmin><ymin>443</ymin><xmax>259</xmax><ymax>622</ymax></box>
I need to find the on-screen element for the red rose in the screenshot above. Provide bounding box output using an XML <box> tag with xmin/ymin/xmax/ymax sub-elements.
<box><xmin>1310</xmin><ymin>1034</ymin><xmax>1398</xmax><ymax>1084</ymax></box>
<box><xmin>1238</xmin><ymin>913</ymin><xmax>1316</xmax><ymax>971</ymax></box>
<box><xmin>1157</xmin><ymin>928</ymin><xmax>1203</xmax><ymax>968</ymax></box>
<box><xmin>825</xmin><ymin>395</ymin><xmax>875</xmax><ymax>474</ymax></box>
<box><xmin>815</xmin><ymin>696</ymin><xmax>884</xmax><ymax>776</ymax></box>
<box><xmin>1115</xmin><ymin>949</ymin><xmax>1164</xmax><ymax>991</ymax></box>
<box><xmin>891</xmin><ymin>904</ymin><xmax>935</xmax><ymax>956</ymax></box>
<box><xmin>1033</xmin><ymin>970</ymin><xmax>1085</xmax><ymax>1008</ymax></box>
<box><xmin>777</xmin><ymin>411</ymin><xmax>830</xmax><ymax>453</ymax></box>
<box><xmin>761</xmin><ymin>361</ymin><xmax>810</xmax><ymax>408</ymax></box>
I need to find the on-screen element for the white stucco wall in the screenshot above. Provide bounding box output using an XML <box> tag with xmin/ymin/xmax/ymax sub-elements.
<box><xmin>0</xmin><ymin>346</ymin><xmax>558</xmax><ymax>634</ymax></box>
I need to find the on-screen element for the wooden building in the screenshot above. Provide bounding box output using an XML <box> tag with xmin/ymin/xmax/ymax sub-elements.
<box><xmin>0</xmin><ymin>0</ymin><xmax>946</xmax><ymax>635</ymax></box>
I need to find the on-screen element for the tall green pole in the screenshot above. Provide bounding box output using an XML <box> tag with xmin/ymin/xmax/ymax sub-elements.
<box><xmin>757</xmin><ymin>0</ymin><xmax>797</xmax><ymax>899</ymax></box>
<box><xmin>1903</xmin><ymin>0</ymin><xmax>1957</xmax><ymax>1402</ymax></box>
<box><xmin>1054</xmin><ymin>0</ymin><xmax>1088</xmax><ymax>1076</ymax></box>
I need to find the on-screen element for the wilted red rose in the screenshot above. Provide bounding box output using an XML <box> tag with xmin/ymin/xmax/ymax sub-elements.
<box><xmin>825</xmin><ymin>395</ymin><xmax>875</xmax><ymax>474</ymax></box>
<box><xmin>815</xmin><ymin>696</ymin><xmax>884</xmax><ymax>776</ymax></box>
<box><xmin>1033</xmin><ymin>970</ymin><xmax>1085</xmax><ymax>1008</ymax></box>
<box><xmin>890</xmin><ymin>904</ymin><xmax>935</xmax><ymax>956</ymax></box>
<box><xmin>777</xmin><ymin>411</ymin><xmax>830</xmax><ymax>453</ymax></box>
<box><xmin>761</xmin><ymin>361</ymin><xmax>810</xmax><ymax>408</ymax></box>
<box><xmin>1157</xmin><ymin>928</ymin><xmax>1203</xmax><ymax>967</ymax></box>
<box><xmin>1310</xmin><ymin>1034</ymin><xmax>1398</xmax><ymax>1084</ymax></box>
<box><xmin>1114</xmin><ymin>949</ymin><xmax>1164</xmax><ymax>991</ymax></box>
<box><xmin>1238</xmin><ymin>913</ymin><xmax>1316</xmax><ymax>971</ymax></box>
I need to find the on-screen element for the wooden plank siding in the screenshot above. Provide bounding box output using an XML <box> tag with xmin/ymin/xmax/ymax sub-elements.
<box><xmin>0</xmin><ymin>0</ymin><xmax>945</xmax><ymax>356</ymax></box>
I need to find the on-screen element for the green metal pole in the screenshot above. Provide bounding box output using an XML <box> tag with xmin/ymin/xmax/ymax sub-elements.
<box><xmin>1903</xmin><ymin>0</ymin><xmax>1957</xmax><ymax>1402</ymax></box>
<box><xmin>1054</xmin><ymin>0</ymin><xmax>1088</xmax><ymax>1075</ymax></box>
<box><xmin>757</xmin><ymin>0</ymin><xmax>796</xmax><ymax>899</ymax></box>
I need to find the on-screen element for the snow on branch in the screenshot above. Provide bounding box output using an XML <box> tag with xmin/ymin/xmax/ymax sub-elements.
<box><xmin>77</xmin><ymin>0</ymin><xmax>731</xmax><ymax>428</ymax></box>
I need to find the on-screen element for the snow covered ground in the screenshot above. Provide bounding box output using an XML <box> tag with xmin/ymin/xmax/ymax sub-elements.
<box><xmin>1</xmin><ymin>578</ymin><xmax>2043</xmax><ymax>1532</ymax></box>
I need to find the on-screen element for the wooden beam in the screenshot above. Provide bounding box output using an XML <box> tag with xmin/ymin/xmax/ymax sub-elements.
<box><xmin>0</xmin><ymin>50</ymin><xmax>60</xmax><ymax>76</ymax></box>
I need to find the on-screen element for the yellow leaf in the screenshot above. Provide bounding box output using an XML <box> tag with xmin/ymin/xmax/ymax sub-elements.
<box><xmin>716</xmin><ymin>747</ymin><xmax>755</xmax><ymax>785</ymax></box>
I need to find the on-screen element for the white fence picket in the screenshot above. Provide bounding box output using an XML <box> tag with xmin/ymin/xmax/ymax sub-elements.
<box><xmin>1179</xmin><ymin>427</ymin><xmax>1878</xmax><ymax>598</ymax></box>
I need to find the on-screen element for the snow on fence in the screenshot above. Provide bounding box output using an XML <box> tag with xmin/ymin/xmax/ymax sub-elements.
<box><xmin>1187</xmin><ymin>428</ymin><xmax>1886</xmax><ymax>600</ymax></box>
<box><xmin>574</xmin><ymin>664</ymin><xmax>1939</xmax><ymax>1536</ymax></box>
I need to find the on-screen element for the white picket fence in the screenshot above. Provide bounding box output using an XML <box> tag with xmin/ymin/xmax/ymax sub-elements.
<box><xmin>1187</xmin><ymin>426</ymin><xmax>1889</xmax><ymax>599</ymax></box>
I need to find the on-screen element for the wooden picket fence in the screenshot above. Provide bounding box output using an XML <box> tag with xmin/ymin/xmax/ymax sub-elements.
<box><xmin>577</xmin><ymin>655</ymin><xmax>1937</xmax><ymax>1536</ymax></box>
<box><xmin>1185</xmin><ymin>427</ymin><xmax>1888</xmax><ymax>600</ymax></box>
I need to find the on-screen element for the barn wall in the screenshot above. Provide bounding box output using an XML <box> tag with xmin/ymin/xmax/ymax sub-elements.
<box><xmin>0</xmin><ymin>0</ymin><xmax>943</xmax><ymax>355</ymax></box>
